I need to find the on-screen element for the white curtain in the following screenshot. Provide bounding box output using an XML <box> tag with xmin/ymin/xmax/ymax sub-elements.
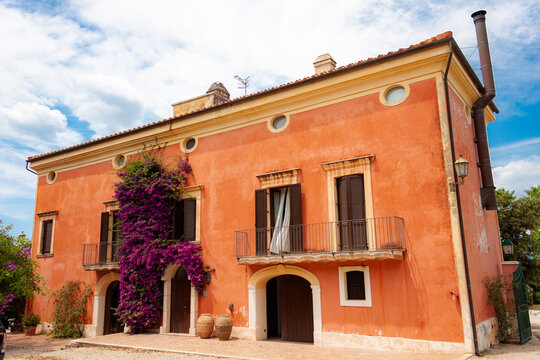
<box><xmin>270</xmin><ymin>188</ymin><xmax>290</xmax><ymax>254</ymax></box>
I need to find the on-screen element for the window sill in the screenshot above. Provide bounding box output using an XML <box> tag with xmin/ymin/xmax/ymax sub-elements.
<box><xmin>36</xmin><ymin>253</ymin><xmax>53</xmax><ymax>258</ymax></box>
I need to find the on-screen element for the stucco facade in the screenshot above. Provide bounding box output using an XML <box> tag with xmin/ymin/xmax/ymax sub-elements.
<box><xmin>27</xmin><ymin>32</ymin><xmax>503</xmax><ymax>354</ymax></box>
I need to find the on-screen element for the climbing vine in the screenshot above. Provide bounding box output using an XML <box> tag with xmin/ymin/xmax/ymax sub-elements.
<box><xmin>484</xmin><ymin>275</ymin><xmax>514</xmax><ymax>342</ymax></box>
<box><xmin>114</xmin><ymin>150</ymin><xmax>210</xmax><ymax>332</ymax></box>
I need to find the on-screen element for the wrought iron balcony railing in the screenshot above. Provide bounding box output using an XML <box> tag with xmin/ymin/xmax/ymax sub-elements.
<box><xmin>235</xmin><ymin>216</ymin><xmax>405</xmax><ymax>264</ymax></box>
<box><xmin>83</xmin><ymin>242</ymin><xmax>120</xmax><ymax>270</ymax></box>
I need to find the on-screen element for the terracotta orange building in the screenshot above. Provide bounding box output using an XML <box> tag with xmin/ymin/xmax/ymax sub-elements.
<box><xmin>27</xmin><ymin>12</ymin><xmax>504</xmax><ymax>355</ymax></box>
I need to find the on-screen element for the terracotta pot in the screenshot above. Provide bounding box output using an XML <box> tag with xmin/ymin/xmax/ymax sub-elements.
<box><xmin>24</xmin><ymin>326</ymin><xmax>37</xmax><ymax>336</ymax></box>
<box><xmin>215</xmin><ymin>315</ymin><xmax>232</xmax><ymax>341</ymax></box>
<box><xmin>196</xmin><ymin>313</ymin><xmax>214</xmax><ymax>339</ymax></box>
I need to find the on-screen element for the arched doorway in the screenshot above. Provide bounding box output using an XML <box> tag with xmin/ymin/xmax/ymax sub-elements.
<box><xmin>248</xmin><ymin>265</ymin><xmax>322</xmax><ymax>344</ymax></box>
<box><xmin>170</xmin><ymin>267</ymin><xmax>191</xmax><ymax>333</ymax></box>
<box><xmin>103</xmin><ymin>281</ymin><xmax>122</xmax><ymax>335</ymax></box>
<box><xmin>267</xmin><ymin>275</ymin><xmax>314</xmax><ymax>342</ymax></box>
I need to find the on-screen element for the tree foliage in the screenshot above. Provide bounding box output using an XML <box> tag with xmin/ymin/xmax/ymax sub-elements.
<box><xmin>496</xmin><ymin>185</ymin><xmax>540</xmax><ymax>287</ymax></box>
<box><xmin>0</xmin><ymin>220</ymin><xmax>45</xmax><ymax>317</ymax></box>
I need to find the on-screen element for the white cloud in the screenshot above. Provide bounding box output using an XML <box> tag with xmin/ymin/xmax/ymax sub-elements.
<box><xmin>0</xmin><ymin>102</ymin><xmax>83</xmax><ymax>152</ymax></box>
<box><xmin>493</xmin><ymin>155</ymin><xmax>540</xmax><ymax>196</ymax></box>
<box><xmin>0</xmin><ymin>0</ymin><xmax>539</xmax><ymax>235</ymax></box>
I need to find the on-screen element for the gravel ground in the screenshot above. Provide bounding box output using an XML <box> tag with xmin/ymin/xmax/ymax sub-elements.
<box><xmin>5</xmin><ymin>346</ymin><xmax>226</xmax><ymax>360</ymax></box>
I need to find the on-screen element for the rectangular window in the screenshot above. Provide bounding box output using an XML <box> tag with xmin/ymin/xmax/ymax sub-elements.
<box><xmin>99</xmin><ymin>211</ymin><xmax>121</xmax><ymax>264</ymax></box>
<box><xmin>255</xmin><ymin>184</ymin><xmax>302</xmax><ymax>255</ymax></box>
<box><xmin>346</xmin><ymin>271</ymin><xmax>366</xmax><ymax>300</ymax></box>
<box><xmin>41</xmin><ymin>219</ymin><xmax>53</xmax><ymax>254</ymax></box>
<box><xmin>339</xmin><ymin>266</ymin><xmax>371</xmax><ymax>307</ymax></box>
<box><xmin>336</xmin><ymin>174</ymin><xmax>367</xmax><ymax>250</ymax></box>
<box><xmin>37</xmin><ymin>210</ymin><xmax>57</xmax><ymax>256</ymax></box>
<box><xmin>173</xmin><ymin>198</ymin><xmax>196</xmax><ymax>242</ymax></box>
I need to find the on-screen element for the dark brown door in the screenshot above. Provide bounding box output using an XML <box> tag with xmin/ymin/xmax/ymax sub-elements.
<box><xmin>170</xmin><ymin>267</ymin><xmax>191</xmax><ymax>333</ymax></box>
<box><xmin>104</xmin><ymin>281</ymin><xmax>122</xmax><ymax>335</ymax></box>
<box><xmin>337</xmin><ymin>174</ymin><xmax>367</xmax><ymax>250</ymax></box>
<box><xmin>275</xmin><ymin>275</ymin><xmax>313</xmax><ymax>343</ymax></box>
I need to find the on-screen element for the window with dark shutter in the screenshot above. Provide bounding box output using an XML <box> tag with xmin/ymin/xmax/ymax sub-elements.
<box><xmin>288</xmin><ymin>183</ymin><xmax>303</xmax><ymax>252</ymax></box>
<box><xmin>173</xmin><ymin>198</ymin><xmax>196</xmax><ymax>242</ymax></box>
<box><xmin>172</xmin><ymin>200</ymin><xmax>185</xmax><ymax>241</ymax></box>
<box><xmin>99</xmin><ymin>212</ymin><xmax>109</xmax><ymax>264</ymax></box>
<box><xmin>183</xmin><ymin>198</ymin><xmax>196</xmax><ymax>242</ymax></box>
<box><xmin>41</xmin><ymin>220</ymin><xmax>53</xmax><ymax>254</ymax></box>
<box><xmin>255</xmin><ymin>189</ymin><xmax>268</xmax><ymax>255</ymax></box>
<box><xmin>346</xmin><ymin>271</ymin><xmax>366</xmax><ymax>300</ymax></box>
<box><xmin>337</xmin><ymin>174</ymin><xmax>367</xmax><ymax>250</ymax></box>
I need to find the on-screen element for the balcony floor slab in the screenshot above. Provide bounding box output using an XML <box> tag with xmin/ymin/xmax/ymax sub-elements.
<box><xmin>237</xmin><ymin>250</ymin><xmax>404</xmax><ymax>265</ymax></box>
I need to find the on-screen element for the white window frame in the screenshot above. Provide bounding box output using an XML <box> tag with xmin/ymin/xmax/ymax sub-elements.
<box><xmin>338</xmin><ymin>266</ymin><xmax>372</xmax><ymax>307</ymax></box>
<box><xmin>36</xmin><ymin>210</ymin><xmax>58</xmax><ymax>256</ymax></box>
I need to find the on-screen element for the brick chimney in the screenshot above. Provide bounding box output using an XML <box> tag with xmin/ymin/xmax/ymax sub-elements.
<box><xmin>172</xmin><ymin>82</ymin><xmax>230</xmax><ymax>117</ymax></box>
<box><xmin>313</xmin><ymin>54</ymin><xmax>336</xmax><ymax>75</ymax></box>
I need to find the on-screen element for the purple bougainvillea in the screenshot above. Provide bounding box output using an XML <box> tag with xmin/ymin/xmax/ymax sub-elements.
<box><xmin>114</xmin><ymin>152</ymin><xmax>210</xmax><ymax>332</ymax></box>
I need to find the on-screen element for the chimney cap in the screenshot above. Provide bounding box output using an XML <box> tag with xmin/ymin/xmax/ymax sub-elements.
<box><xmin>206</xmin><ymin>82</ymin><xmax>230</xmax><ymax>96</ymax></box>
<box><xmin>471</xmin><ymin>10</ymin><xmax>487</xmax><ymax>20</ymax></box>
<box><xmin>314</xmin><ymin>53</ymin><xmax>336</xmax><ymax>66</ymax></box>
<box><xmin>313</xmin><ymin>53</ymin><xmax>336</xmax><ymax>75</ymax></box>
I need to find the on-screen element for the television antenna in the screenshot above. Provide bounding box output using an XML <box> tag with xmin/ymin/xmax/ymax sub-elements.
<box><xmin>234</xmin><ymin>75</ymin><xmax>250</xmax><ymax>95</ymax></box>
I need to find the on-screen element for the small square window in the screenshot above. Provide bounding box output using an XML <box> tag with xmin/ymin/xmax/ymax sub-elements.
<box><xmin>338</xmin><ymin>266</ymin><xmax>372</xmax><ymax>307</ymax></box>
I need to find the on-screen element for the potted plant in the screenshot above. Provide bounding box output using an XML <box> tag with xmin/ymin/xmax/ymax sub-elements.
<box><xmin>22</xmin><ymin>312</ymin><xmax>40</xmax><ymax>336</ymax></box>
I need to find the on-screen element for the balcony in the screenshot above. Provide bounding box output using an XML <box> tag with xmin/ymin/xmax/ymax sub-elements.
<box><xmin>235</xmin><ymin>216</ymin><xmax>405</xmax><ymax>265</ymax></box>
<box><xmin>83</xmin><ymin>242</ymin><xmax>119</xmax><ymax>270</ymax></box>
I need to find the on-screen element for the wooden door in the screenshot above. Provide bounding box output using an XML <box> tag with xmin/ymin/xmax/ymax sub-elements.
<box><xmin>170</xmin><ymin>267</ymin><xmax>191</xmax><ymax>333</ymax></box>
<box><xmin>279</xmin><ymin>275</ymin><xmax>313</xmax><ymax>343</ymax></box>
<box><xmin>104</xmin><ymin>281</ymin><xmax>122</xmax><ymax>335</ymax></box>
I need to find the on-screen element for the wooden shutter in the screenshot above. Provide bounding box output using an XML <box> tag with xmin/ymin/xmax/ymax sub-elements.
<box><xmin>41</xmin><ymin>220</ymin><xmax>53</xmax><ymax>254</ymax></box>
<box><xmin>348</xmin><ymin>174</ymin><xmax>365</xmax><ymax>220</ymax></box>
<box><xmin>183</xmin><ymin>198</ymin><xmax>196</xmax><ymax>242</ymax></box>
<box><xmin>172</xmin><ymin>200</ymin><xmax>184</xmax><ymax>241</ymax></box>
<box><xmin>111</xmin><ymin>211</ymin><xmax>120</xmax><ymax>261</ymax></box>
<box><xmin>255</xmin><ymin>189</ymin><xmax>267</xmax><ymax>229</ymax></box>
<box><xmin>112</xmin><ymin>211</ymin><xmax>120</xmax><ymax>243</ymax></box>
<box><xmin>337</xmin><ymin>175</ymin><xmax>367</xmax><ymax>250</ymax></box>
<box><xmin>100</xmin><ymin>212</ymin><xmax>109</xmax><ymax>243</ymax></box>
<box><xmin>288</xmin><ymin>184</ymin><xmax>302</xmax><ymax>226</ymax></box>
<box><xmin>336</xmin><ymin>177</ymin><xmax>349</xmax><ymax>222</ymax></box>
<box><xmin>288</xmin><ymin>184</ymin><xmax>303</xmax><ymax>252</ymax></box>
<box><xmin>255</xmin><ymin>189</ymin><xmax>267</xmax><ymax>255</ymax></box>
<box><xmin>346</xmin><ymin>271</ymin><xmax>366</xmax><ymax>300</ymax></box>
<box><xmin>99</xmin><ymin>212</ymin><xmax>109</xmax><ymax>263</ymax></box>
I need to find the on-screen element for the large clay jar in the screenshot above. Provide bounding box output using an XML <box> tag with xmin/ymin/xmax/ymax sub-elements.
<box><xmin>215</xmin><ymin>315</ymin><xmax>232</xmax><ymax>341</ymax></box>
<box><xmin>196</xmin><ymin>314</ymin><xmax>214</xmax><ymax>339</ymax></box>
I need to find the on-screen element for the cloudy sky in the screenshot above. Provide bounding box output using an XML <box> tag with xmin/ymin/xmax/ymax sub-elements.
<box><xmin>1</xmin><ymin>0</ymin><xmax>539</xmax><ymax>236</ymax></box>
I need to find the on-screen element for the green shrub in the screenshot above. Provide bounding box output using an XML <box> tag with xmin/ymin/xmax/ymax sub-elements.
<box><xmin>534</xmin><ymin>291</ymin><xmax>540</xmax><ymax>304</ymax></box>
<box><xmin>484</xmin><ymin>275</ymin><xmax>514</xmax><ymax>342</ymax></box>
<box><xmin>51</xmin><ymin>280</ymin><xmax>92</xmax><ymax>338</ymax></box>
<box><xmin>22</xmin><ymin>312</ymin><xmax>40</xmax><ymax>327</ymax></box>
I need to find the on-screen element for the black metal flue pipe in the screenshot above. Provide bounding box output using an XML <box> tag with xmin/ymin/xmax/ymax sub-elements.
<box><xmin>471</xmin><ymin>10</ymin><xmax>497</xmax><ymax>210</ymax></box>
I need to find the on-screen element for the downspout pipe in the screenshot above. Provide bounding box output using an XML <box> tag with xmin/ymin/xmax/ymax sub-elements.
<box><xmin>25</xmin><ymin>160</ymin><xmax>37</xmax><ymax>175</ymax></box>
<box><xmin>471</xmin><ymin>10</ymin><xmax>497</xmax><ymax>210</ymax></box>
<box><xmin>444</xmin><ymin>42</ymin><xmax>480</xmax><ymax>356</ymax></box>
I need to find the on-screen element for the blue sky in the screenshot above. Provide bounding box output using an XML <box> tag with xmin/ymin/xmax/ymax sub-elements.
<box><xmin>0</xmin><ymin>0</ymin><xmax>539</xmax><ymax>236</ymax></box>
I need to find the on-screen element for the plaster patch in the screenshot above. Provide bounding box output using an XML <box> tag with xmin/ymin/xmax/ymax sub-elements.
<box><xmin>476</xmin><ymin>317</ymin><xmax>498</xmax><ymax>352</ymax></box>
<box><xmin>477</xmin><ymin>227</ymin><xmax>489</xmax><ymax>254</ymax></box>
<box><xmin>474</xmin><ymin>193</ymin><xmax>483</xmax><ymax>217</ymax></box>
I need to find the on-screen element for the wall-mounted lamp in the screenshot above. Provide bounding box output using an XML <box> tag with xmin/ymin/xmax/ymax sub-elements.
<box><xmin>454</xmin><ymin>155</ymin><xmax>469</xmax><ymax>186</ymax></box>
<box><xmin>501</xmin><ymin>238</ymin><xmax>514</xmax><ymax>261</ymax></box>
